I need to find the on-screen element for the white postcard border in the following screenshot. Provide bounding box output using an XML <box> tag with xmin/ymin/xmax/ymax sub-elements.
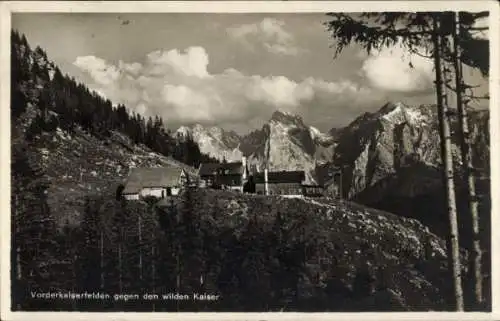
<box><xmin>1</xmin><ymin>1</ymin><xmax>498</xmax><ymax>320</ymax></box>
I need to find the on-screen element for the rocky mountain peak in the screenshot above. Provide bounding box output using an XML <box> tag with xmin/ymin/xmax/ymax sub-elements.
<box><xmin>176</xmin><ymin>125</ymin><xmax>192</xmax><ymax>139</ymax></box>
<box><xmin>377</xmin><ymin>101</ymin><xmax>406</xmax><ymax>114</ymax></box>
<box><xmin>175</xmin><ymin>124</ymin><xmax>242</xmax><ymax>162</ymax></box>
<box><xmin>323</xmin><ymin>100</ymin><xmax>489</xmax><ymax>207</ymax></box>
<box><xmin>371</xmin><ymin>101</ymin><xmax>431</xmax><ymax>127</ymax></box>
<box><xmin>175</xmin><ymin>110</ymin><xmax>335</xmax><ymax>183</ymax></box>
<box><xmin>309</xmin><ymin>126</ymin><xmax>335</xmax><ymax>146</ymax></box>
<box><xmin>270</xmin><ymin>110</ymin><xmax>305</xmax><ymax>127</ymax></box>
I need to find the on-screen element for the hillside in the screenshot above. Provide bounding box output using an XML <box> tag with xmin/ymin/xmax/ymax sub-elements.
<box><xmin>21</xmin><ymin>107</ymin><xmax>198</xmax><ymax>226</ymax></box>
<box><xmin>53</xmin><ymin>189</ymin><xmax>465</xmax><ymax>312</ymax></box>
<box><xmin>65</xmin><ymin>188</ymin><xmax>469</xmax><ymax>312</ymax></box>
<box><xmin>16</xmin><ymin>186</ymin><xmax>471</xmax><ymax>311</ymax></box>
<box><xmin>10</xmin><ymin>30</ymin><xmax>207</xmax><ymax>226</ymax></box>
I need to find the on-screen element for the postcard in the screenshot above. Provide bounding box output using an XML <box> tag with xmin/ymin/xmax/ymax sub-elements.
<box><xmin>1</xmin><ymin>1</ymin><xmax>498</xmax><ymax>320</ymax></box>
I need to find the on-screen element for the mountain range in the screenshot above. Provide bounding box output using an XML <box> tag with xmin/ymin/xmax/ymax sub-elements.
<box><xmin>175</xmin><ymin>102</ymin><xmax>490</xmax><ymax>246</ymax></box>
<box><xmin>175</xmin><ymin>102</ymin><xmax>489</xmax><ymax>192</ymax></box>
<box><xmin>176</xmin><ymin>110</ymin><xmax>336</xmax><ymax>183</ymax></box>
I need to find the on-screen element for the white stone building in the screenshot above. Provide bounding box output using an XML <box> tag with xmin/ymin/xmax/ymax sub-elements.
<box><xmin>122</xmin><ymin>166</ymin><xmax>190</xmax><ymax>201</ymax></box>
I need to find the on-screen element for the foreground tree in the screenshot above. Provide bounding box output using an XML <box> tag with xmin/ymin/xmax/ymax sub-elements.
<box><xmin>422</xmin><ymin>11</ymin><xmax>488</xmax><ymax>308</ymax></box>
<box><xmin>430</xmin><ymin>14</ymin><xmax>463</xmax><ymax>310</ymax></box>
<box><xmin>11</xmin><ymin>136</ymin><xmax>61</xmax><ymax>310</ymax></box>
<box><xmin>324</xmin><ymin>11</ymin><xmax>486</xmax><ymax>310</ymax></box>
<box><xmin>326</xmin><ymin>11</ymin><xmax>490</xmax><ymax>310</ymax></box>
<box><xmin>447</xmin><ymin>11</ymin><xmax>488</xmax><ymax>308</ymax></box>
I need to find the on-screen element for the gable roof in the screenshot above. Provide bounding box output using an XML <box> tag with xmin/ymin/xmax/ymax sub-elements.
<box><xmin>123</xmin><ymin>167</ymin><xmax>188</xmax><ymax>194</ymax></box>
<box><xmin>253</xmin><ymin>170</ymin><xmax>305</xmax><ymax>184</ymax></box>
<box><xmin>198</xmin><ymin>162</ymin><xmax>244</xmax><ymax>176</ymax></box>
<box><xmin>224</xmin><ymin>162</ymin><xmax>244</xmax><ymax>175</ymax></box>
<box><xmin>198</xmin><ymin>163</ymin><xmax>220</xmax><ymax>176</ymax></box>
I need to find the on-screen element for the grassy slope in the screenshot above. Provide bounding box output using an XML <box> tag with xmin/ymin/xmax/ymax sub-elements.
<box><xmin>84</xmin><ymin>187</ymin><xmax>459</xmax><ymax>311</ymax></box>
<box><xmin>20</xmin><ymin>106</ymin><xmax>197</xmax><ymax>226</ymax></box>
<box><xmin>157</xmin><ymin>188</ymin><xmax>460</xmax><ymax>310</ymax></box>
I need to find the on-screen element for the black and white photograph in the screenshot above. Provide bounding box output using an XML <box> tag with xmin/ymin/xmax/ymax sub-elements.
<box><xmin>1</xmin><ymin>0</ymin><xmax>498</xmax><ymax>316</ymax></box>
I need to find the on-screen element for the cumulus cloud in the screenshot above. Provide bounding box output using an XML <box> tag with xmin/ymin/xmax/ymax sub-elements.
<box><xmin>471</xmin><ymin>16</ymin><xmax>489</xmax><ymax>40</ymax></box>
<box><xmin>145</xmin><ymin>47</ymin><xmax>210</xmax><ymax>78</ymax></box>
<box><xmin>227</xmin><ymin>18</ymin><xmax>302</xmax><ymax>56</ymax></box>
<box><xmin>361</xmin><ymin>44</ymin><xmax>434</xmax><ymax>93</ymax></box>
<box><xmin>74</xmin><ymin>45</ymin><xmax>378</xmax><ymax>132</ymax></box>
<box><xmin>246</xmin><ymin>75</ymin><xmax>314</xmax><ymax>106</ymax></box>
<box><xmin>74</xmin><ymin>56</ymin><xmax>121</xmax><ymax>86</ymax></box>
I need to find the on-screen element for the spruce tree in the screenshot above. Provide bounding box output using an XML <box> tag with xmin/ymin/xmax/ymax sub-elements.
<box><xmin>11</xmin><ymin>142</ymin><xmax>59</xmax><ymax>310</ymax></box>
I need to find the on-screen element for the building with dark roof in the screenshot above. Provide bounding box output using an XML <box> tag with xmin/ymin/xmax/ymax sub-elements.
<box><xmin>123</xmin><ymin>166</ymin><xmax>190</xmax><ymax>200</ymax></box>
<box><xmin>253</xmin><ymin>169</ymin><xmax>306</xmax><ymax>196</ymax></box>
<box><xmin>197</xmin><ymin>157</ymin><xmax>324</xmax><ymax>197</ymax></box>
<box><xmin>198</xmin><ymin>158</ymin><xmax>249</xmax><ymax>191</ymax></box>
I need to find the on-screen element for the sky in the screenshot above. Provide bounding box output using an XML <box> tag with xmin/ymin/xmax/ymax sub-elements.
<box><xmin>12</xmin><ymin>13</ymin><xmax>489</xmax><ymax>134</ymax></box>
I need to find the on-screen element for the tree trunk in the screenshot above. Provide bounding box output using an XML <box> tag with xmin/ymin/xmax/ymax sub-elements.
<box><xmin>432</xmin><ymin>14</ymin><xmax>464</xmax><ymax>311</ymax></box>
<box><xmin>119</xmin><ymin>227</ymin><xmax>123</xmax><ymax>294</ymax></box>
<box><xmin>16</xmin><ymin>245</ymin><xmax>22</xmax><ymax>310</ymax></box>
<box><xmin>451</xmin><ymin>11</ymin><xmax>483</xmax><ymax>307</ymax></box>
<box><xmin>100</xmin><ymin>231</ymin><xmax>104</xmax><ymax>289</ymax></box>
<box><xmin>176</xmin><ymin>206</ymin><xmax>181</xmax><ymax>312</ymax></box>
<box><xmin>13</xmin><ymin>194</ymin><xmax>22</xmax><ymax>310</ymax></box>
<box><xmin>152</xmin><ymin>239</ymin><xmax>156</xmax><ymax>312</ymax></box>
<box><xmin>138</xmin><ymin>214</ymin><xmax>143</xmax><ymax>285</ymax></box>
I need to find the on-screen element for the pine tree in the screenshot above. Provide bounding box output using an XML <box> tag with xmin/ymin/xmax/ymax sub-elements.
<box><xmin>11</xmin><ymin>31</ymin><xmax>28</xmax><ymax>119</ymax></box>
<box><xmin>78</xmin><ymin>197</ymin><xmax>102</xmax><ymax>295</ymax></box>
<box><xmin>11</xmin><ymin>141</ymin><xmax>60</xmax><ymax>310</ymax></box>
<box><xmin>448</xmin><ymin>11</ymin><xmax>486</xmax><ymax>308</ymax></box>
<box><xmin>431</xmin><ymin>13</ymin><xmax>463</xmax><ymax>310</ymax></box>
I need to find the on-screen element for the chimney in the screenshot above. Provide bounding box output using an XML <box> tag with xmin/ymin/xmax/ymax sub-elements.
<box><xmin>242</xmin><ymin>156</ymin><xmax>248</xmax><ymax>181</ymax></box>
<box><xmin>264</xmin><ymin>168</ymin><xmax>269</xmax><ymax>195</ymax></box>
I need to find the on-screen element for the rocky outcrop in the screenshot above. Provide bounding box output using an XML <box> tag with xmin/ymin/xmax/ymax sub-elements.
<box><xmin>320</xmin><ymin>101</ymin><xmax>490</xmax><ymax>251</ymax></box>
<box><xmin>245</xmin><ymin>111</ymin><xmax>319</xmax><ymax>183</ymax></box>
<box><xmin>176</xmin><ymin>125</ymin><xmax>243</xmax><ymax>162</ymax></box>
<box><xmin>323</xmin><ymin>102</ymin><xmax>489</xmax><ymax>201</ymax></box>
